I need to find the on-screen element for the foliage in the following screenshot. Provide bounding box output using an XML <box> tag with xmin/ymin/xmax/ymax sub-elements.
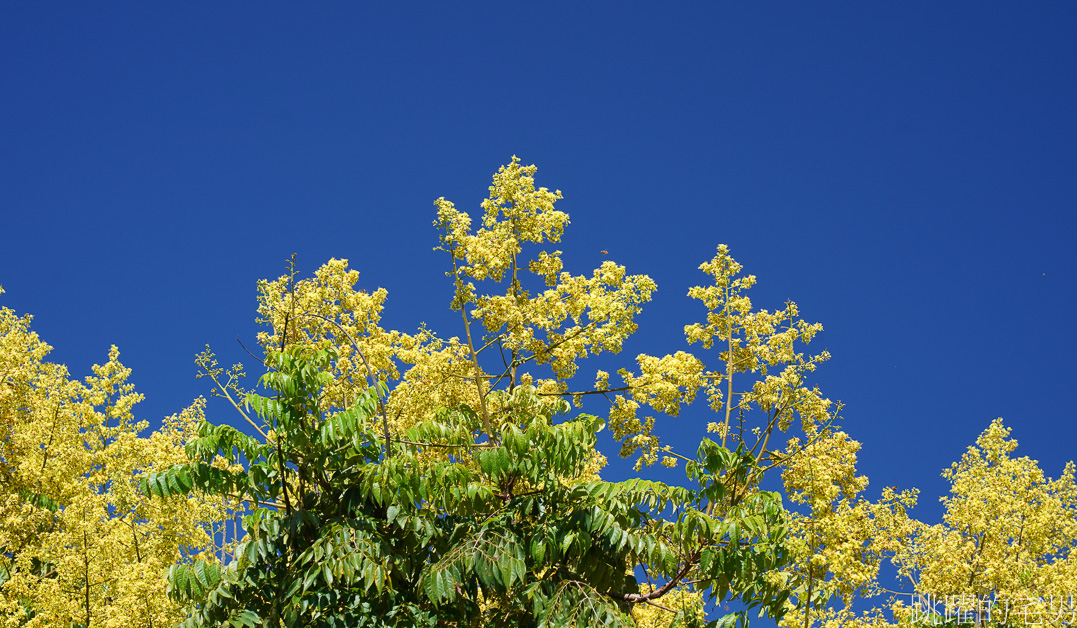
<box><xmin>145</xmin><ymin>345</ymin><xmax>789</xmax><ymax>627</ymax></box>
<box><xmin>3</xmin><ymin>158</ymin><xmax>1070</xmax><ymax>627</ymax></box>
<box><xmin>0</xmin><ymin>290</ymin><xmax>232</xmax><ymax>627</ymax></box>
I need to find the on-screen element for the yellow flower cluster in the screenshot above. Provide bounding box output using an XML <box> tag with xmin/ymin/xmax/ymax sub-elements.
<box><xmin>435</xmin><ymin>157</ymin><xmax>566</xmax><ymax>285</ymax></box>
<box><xmin>249</xmin><ymin>162</ymin><xmax>849</xmax><ymax>486</ymax></box>
<box><xmin>681</xmin><ymin>246</ymin><xmax>834</xmax><ymax>457</ymax></box>
<box><xmin>607</xmin><ymin>352</ymin><xmax>704</xmax><ymax>468</ymax></box>
<box><xmin>245</xmin><ymin>161</ymin><xmax>666</xmax><ymax>451</ymax></box>
<box><xmin>630</xmin><ymin>584</ymin><xmax>706</xmax><ymax>627</ymax></box>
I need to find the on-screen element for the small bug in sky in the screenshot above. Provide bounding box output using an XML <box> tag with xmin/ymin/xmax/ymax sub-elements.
<box><xmin>600</xmin><ymin>250</ymin><xmax>609</xmax><ymax>255</ymax></box>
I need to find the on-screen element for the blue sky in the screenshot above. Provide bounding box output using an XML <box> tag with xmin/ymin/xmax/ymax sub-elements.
<box><xmin>2</xmin><ymin>1</ymin><xmax>1076</xmax><ymax>618</ymax></box>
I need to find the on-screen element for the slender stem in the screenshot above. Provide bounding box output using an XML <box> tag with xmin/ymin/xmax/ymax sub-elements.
<box><xmin>439</xmin><ymin>371</ymin><xmax>503</xmax><ymax>380</ymax></box>
<box><xmin>83</xmin><ymin>530</ymin><xmax>92</xmax><ymax>628</ymax></box>
<box><xmin>210</xmin><ymin>375</ymin><xmax>268</xmax><ymax>440</ymax></box>
<box><xmin>662</xmin><ymin>447</ymin><xmax>694</xmax><ymax>463</ymax></box>
<box><xmin>519</xmin><ymin>322</ymin><xmax>597</xmax><ymax>367</ymax></box>
<box><xmin>448</xmin><ymin>251</ymin><xmax>494</xmax><ymax>439</ymax></box>
<box><xmin>394</xmin><ymin>438</ymin><xmax>495</xmax><ymax>449</ymax></box>
<box><xmin>224</xmin><ymin>493</ymin><xmax>282</xmax><ymax>509</ymax></box>
<box><xmin>476</xmin><ymin>333</ymin><xmax>506</xmax><ymax>356</ymax></box>
<box><xmin>804</xmin><ymin>453</ymin><xmax>818</xmax><ymax>628</ymax></box>
<box><xmin>752</xmin><ymin>414</ymin><xmax>839</xmax><ymax>477</ymax></box>
<box><xmin>38</xmin><ymin>404</ymin><xmax>60</xmax><ymax>473</ymax></box>
<box><xmin>276</xmin><ymin>437</ymin><xmax>292</xmax><ymax>516</ymax></box>
<box><xmin>643</xmin><ymin>600</ymin><xmax>678</xmax><ymax>613</ymax></box>
<box><xmin>536</xmin><ymin>385</ymin><xmax>637</xmax><ymax>397</ymax></box>
<box><xmin>722</xmin><ymin>291</ymin><xmax>735</xmax><ymax>450</ymax></box>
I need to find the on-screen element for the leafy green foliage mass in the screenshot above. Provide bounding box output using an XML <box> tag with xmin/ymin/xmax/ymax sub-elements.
<box><xmin>144</xmin><ymin>346</ymin><xmax>791</xmax><ymax>627</ymax></box>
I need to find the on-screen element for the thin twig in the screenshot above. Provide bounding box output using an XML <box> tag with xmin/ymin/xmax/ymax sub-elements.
<box><xmin>394</xmin><ymin>438</ymin><xmax>496</xmax><ymax>449</ymax></box>
<box><xmin>297</xmin><ymin>312</ymin><xmax>394</xmax><ymax>459</ymax></box>
<box><xmin>536</xmin><ymin>385</ymin><xmax>637</xmax><ymax>397</ymax></box>
<box><xmin>235</xmin><ymin>337</ymin><xmax>266</xmax><ymax>367</ymax></box>
<box><xmin>643</xmin><ymin>599</ymin><xmax>679</xmax><ymax>614</ymax></box>
<box><xmin>209</xmin><ymin>374</ymin><xmax>268</xmax><ymax>440</ymax></box>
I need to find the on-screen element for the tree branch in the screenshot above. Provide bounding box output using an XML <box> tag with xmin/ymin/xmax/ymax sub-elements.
<box><xmin>607</xmin><ymin>551</ymin><xmax>699</xmax><ymax>605</ymax></box>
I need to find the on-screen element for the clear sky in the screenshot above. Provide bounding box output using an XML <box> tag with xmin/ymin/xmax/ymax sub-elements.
<box><xmin>2</xmin><ymin>1</ymin><xmax>1076</xmax><ymax>618</ymax></box>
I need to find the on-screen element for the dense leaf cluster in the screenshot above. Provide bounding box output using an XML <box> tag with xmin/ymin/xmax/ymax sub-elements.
<box><xmin>144</xmin><ymin>346</ymin><xmax>790</xmax><ymax>627</ymax></box>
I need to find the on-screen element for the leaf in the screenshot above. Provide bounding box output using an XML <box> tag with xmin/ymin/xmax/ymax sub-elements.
<box><xmin>229</xmin><ymin>610</ymin><xmax>262</xmax><ymax>627</ymax></box>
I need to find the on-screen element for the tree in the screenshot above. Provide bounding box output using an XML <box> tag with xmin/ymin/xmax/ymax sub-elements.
<box><xmin>773</xmin><ymin>419</ymin><xmax>1077</xmax><ymax>628</ymax></box>
<box><xmin>148</xmin><ymin>157</ymin><xmax>852</xmax><ymax>626</ymax></box>
<box><xmin>889</xmin><ymin>419</ymin><xmax>1077</xmax><ymax>627</ymax></box>
<box><xmin>0</xmin><ymin>289</ymin><xmax>233</xmax><ymax>627</ymax></box>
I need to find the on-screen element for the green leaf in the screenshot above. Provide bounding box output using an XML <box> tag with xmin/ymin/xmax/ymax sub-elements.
<box><xmin>229</xmin><ymin>610</ymin><xmax>261</xmax><ymax>627</ymax></box>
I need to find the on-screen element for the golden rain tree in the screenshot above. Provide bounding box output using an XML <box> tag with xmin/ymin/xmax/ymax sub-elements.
<box><xmin>887</xmin><ymin>419</ymin><xmax>1077</xmax><ymax>628</ymax></box>
<box><xmin>146</xmin><ymin>157</ymin><xmax>865</xmax><ymax>627</ymax></box>
<box><xmin>0</xmin><ymin>290</ymin><xmax>234</xmax><ymax>628</ymax></box>
<box><xmin>772</xmin><ymin>418</ymin><xmax>1077</xmax><ymax>628</ymax></box>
